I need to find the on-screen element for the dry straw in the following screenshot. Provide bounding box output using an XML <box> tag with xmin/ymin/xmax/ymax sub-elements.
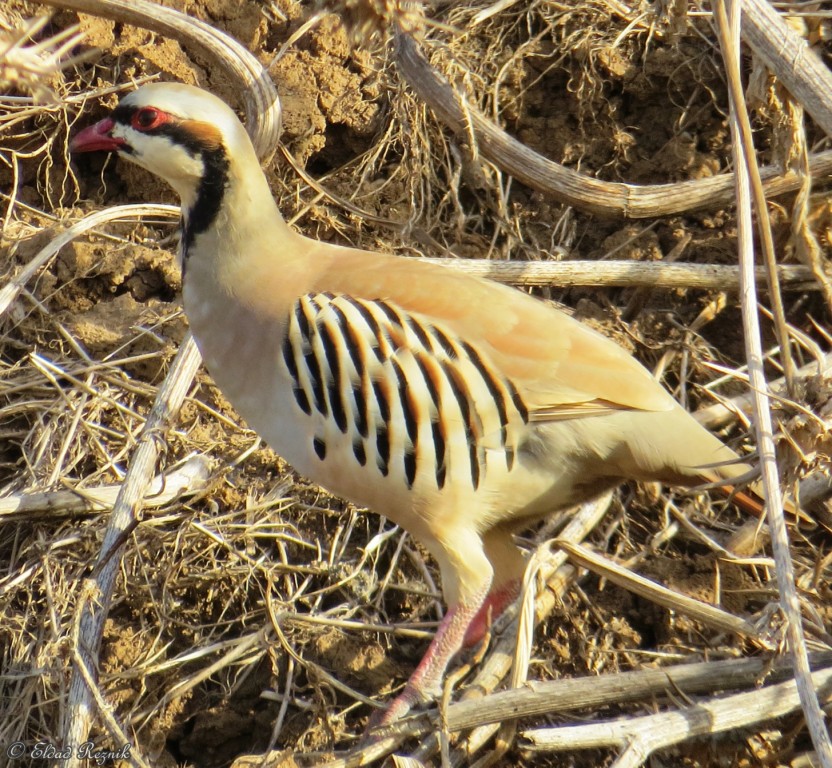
<box><xmin>2</xmin><ymin>0</ymin><xmax>831</xmax><ymax>766</ymax></box>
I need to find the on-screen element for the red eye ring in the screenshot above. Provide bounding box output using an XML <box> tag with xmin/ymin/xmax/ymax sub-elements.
<box><xmin>131</xmin><ymin>107</ymin><xmax>164</xmax><ymax>131</ymax></box>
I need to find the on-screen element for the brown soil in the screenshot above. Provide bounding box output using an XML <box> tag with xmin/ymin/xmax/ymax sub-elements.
<box><xmin>1</xmin><ymin>1</ymin><xmax>831</xmax><ymax>767</ymax></box>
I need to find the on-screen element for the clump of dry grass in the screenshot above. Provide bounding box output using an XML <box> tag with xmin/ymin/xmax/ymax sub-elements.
<box><xmin>1</xmin><ymin>0</ymin><xmax>831</xmax><ymax>766</ymax></box>
<box><xmin>0</xmin><ymin>11</ymin><xmax>88</xmax><ymax>102</ymax></box>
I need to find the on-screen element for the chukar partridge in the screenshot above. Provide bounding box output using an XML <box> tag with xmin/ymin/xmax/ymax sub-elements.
<box><xmin>72</xmin><ymin>83</ymin><xmax>756</xmax><ymax>727</ymax></box>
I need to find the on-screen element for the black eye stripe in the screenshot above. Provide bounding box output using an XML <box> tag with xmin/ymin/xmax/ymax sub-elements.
<box><xmin>111</xmin><ymin>104</ymin><xmax>136</xmax><ymax>126</ymax></box>
<box><xmin>111</xmin><ymin>104</ymin><xmax>217</xmax><ymax>154</ymax></box>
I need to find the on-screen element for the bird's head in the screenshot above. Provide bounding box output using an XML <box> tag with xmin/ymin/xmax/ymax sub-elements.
<box><xmin>71</xmin><ymin>83</ymin><xmax>256</xmax><ymax>210</ymax></box>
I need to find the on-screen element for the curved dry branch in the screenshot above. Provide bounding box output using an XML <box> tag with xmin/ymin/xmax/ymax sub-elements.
<box><xmin>30</xmin><ymin>0</ymin><xmax>281</xmax><ymax>159</ymax></box>
<box><xmin>0</xmin><ymin>455</ymin><xmax>211</xmax><ymax>520</ymax></box>
<box><xmin>0</xmin><ymin>203</ymin><xmax>179</xmax><ymax>319</ymax></box>
<box><xmin>393</xmin><ymin>30</ymin><xmax>832</xmax><ymax>218</ymax></box>
<box><xmin>742</xmin><ymin>0</ymin><xmax>832</xmax><ymax>138</ymax></box>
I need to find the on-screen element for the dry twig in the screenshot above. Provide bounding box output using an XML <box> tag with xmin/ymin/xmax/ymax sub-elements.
<box><xmin>522</xmin><ymin>664</ymin><xmax>832</xmax><ymax>764</ymax></box>
<box><xmin>392</xmin><ymin>27</ymin><xmax>832</xmax><ymax>218</ymax></box>
<box><xmin>716</xmin><ymin>1</ymin><xmax>832</xmax><ymax>764</ymax></box>
<box><xmin>0</xmin><ymin>454</ymin><xmax>211</xmax><ymax>520</ymax></box>
<box><xmin>30</xmin><ymin>0</ymin><xmax>281</xmax><ymax>157</ymax></box>
<box><xmin>4</xmin><ymin>1</ymin><xmax>830</xmax><ymax>765</ymax></box>
<box><xmin>0</xmin><ymin>14</ymin><xmax>90</xmax><ymax>101</ymax></box>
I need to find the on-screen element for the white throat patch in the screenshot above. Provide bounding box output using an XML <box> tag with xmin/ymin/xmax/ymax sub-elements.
<box><xmin>113</xmin><ymin>124</ymin><xmax>204</xmax><ymax>210</ymax></box>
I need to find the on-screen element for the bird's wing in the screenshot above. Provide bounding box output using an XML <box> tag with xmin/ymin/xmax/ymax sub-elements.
<box><xmin>282</xmin><ymin>290</ymin><xmax>529</xmax><ymax>489</ymax></box>
<box><xmin>300</xmin><ymin>240</ymin><xmax>677</xmax><ymax>421</ymax></box>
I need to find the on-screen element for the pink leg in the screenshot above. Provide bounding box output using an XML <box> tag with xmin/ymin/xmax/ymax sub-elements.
<box><xmin>462</xmin><ymin>578</ymin><xmax>521</xmax><ymax>648</ymax></box>
<box><xmin>365</xmin><ymin>583</ymin><xmax>489</xmax><ymax>732</ymax></box>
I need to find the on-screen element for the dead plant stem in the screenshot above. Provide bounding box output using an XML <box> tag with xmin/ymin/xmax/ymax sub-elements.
<box><xmin>62</xmin><ymin>334</ymin><xmax>202</xmax><ymax>766</ymax></box>
<box><xmin>715</xmin><ymin>1</ymin><xmax>832</xmax><ymax>765</ymax></box>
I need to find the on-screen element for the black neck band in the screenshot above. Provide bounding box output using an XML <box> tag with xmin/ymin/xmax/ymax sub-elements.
<box><xmin>181</xmin><ymin>147</ymin><xmax>229</xmax><ymax>256</ymax></box>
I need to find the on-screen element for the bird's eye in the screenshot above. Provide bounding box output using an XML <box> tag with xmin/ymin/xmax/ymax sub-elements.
<box><xmin>132</xmin><ymin>108</ymin><xmax>163</xmax><ymax>131</ymax></box>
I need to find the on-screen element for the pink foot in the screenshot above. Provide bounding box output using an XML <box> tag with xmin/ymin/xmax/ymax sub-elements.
<box><xmin>363</xmin><ymin>590</ymin><xmax>489</xmax><ymax>735</ymax></box>
<box><xmin>462</xmin><ymin>580</ymin><xmax>520</xmax><ymax>648</ymax></box>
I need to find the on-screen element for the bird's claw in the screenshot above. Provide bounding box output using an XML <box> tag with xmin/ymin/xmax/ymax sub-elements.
<box><xmin>362</xmin><ymin>685</ymin><xmax>425</xmax><ymax>741</ymax></box>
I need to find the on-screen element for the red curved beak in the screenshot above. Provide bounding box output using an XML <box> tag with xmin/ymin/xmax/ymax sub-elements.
<box><xmin>70</xmin><ymin>118</ymin><xmax>126</xmax><ymax>153</ymax></box>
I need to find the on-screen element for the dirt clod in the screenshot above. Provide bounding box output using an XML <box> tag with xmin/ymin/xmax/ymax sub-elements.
<box><xmin>2</xmin><ymin>1</ymin><xmax>830</xmax><ymax>767</ymax></box>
